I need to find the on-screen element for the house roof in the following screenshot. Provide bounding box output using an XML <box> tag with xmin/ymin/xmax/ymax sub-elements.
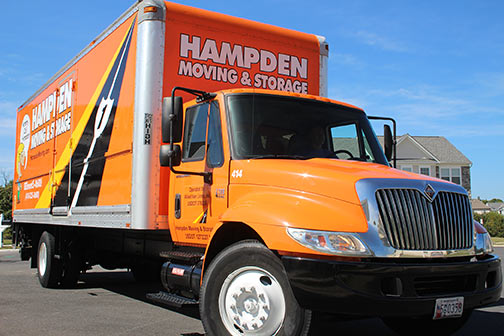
<box><xmin>471</xmin><ymin>199</ymin><xmax>491</xmax><ymax>211</ymax></box>
<box><xmin>377</xmin><ymin>134</ymin><xmax>472</xmax><ymax>165</ymax></box>
<box><xmin>487</xmin><ymin>202</ymin><xmax>504</xmax><ymax>211</ymax></box>
<box><xmin>410</xmin><ymin>136</ymin><xmax>471</xmax><ymax>165</ymax></box>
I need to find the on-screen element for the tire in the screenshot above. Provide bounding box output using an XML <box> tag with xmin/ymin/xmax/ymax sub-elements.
<box><xmin>382</xmin><ymin>309</ymin><xmax>473</xmax><ymax>336</ymax></box>
<box><xmin>200</xmin><ymin>240</ymin><xmax>311</xmax><ymax>336</ymax></box>
<box><xmin>37</xmin><ymin>231</ymin><xmax>62</xmax><ymax>288</ymax></box>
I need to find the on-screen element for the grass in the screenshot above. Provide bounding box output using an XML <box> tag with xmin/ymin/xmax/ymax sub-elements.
<box><xmin>1</xmin><ymin>237</ymin><xmax>13</xmax><ymax>249</ymax></box>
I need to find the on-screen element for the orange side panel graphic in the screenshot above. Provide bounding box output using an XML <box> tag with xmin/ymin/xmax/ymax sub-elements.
<box><xmin>13</xmin><ymin>16</ymin><xmax>137</xmax><ymax>211</ymax></box>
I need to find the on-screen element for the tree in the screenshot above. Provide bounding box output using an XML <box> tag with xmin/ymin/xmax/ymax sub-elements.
<box><xmin>481</xmin><ymin>198</ymin><xmax>503</xmax><ymax>204</ymax></box>
<box><xmin>0</xmin><ymin>178</ymin><xmax>13</xmax><ymax>241</ymax></box>
<box><xmin>0</xmin><ymin>179</ymin><xmax>13</xmax><ymax>220</ymax></box>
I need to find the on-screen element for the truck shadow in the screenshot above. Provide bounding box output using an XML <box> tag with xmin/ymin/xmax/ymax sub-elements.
<box><xmin>77</xmin><ymin>270</ymin><xmax>201</xmax><ymax>321</ymax></box>
<box><xmin>75</xmin><ymin>269</ymin><xmax>504</xmax><ymax>336</ymax></box>
<box><xmin>309</xmin><ymin>302</ymin><xmax>504</xmax><ymax>336</ymax></box>
<box><xmin>486</xmin><ymin>297</ymin><xmax>504</xmax><ymax>308</ymax></box>
<box><xmin>308</xmin><ymin>314</ymin><xmax>391</xmax><ymax>335</ymax></box>
<box><xmin>73</xmin><ymin>271</ymin><xmax>404</xmax><ymax>335</ymax></box>
<box><xmin>453</xmin><ymin>307</ymin><xmax>504</xmax><ymax>335</ymax></box>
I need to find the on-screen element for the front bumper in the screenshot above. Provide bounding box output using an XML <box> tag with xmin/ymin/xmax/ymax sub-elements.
<box><xmin>282</xmin><ymin>255</ymin><xmax>502</xmax><ymax>317</ymax></box>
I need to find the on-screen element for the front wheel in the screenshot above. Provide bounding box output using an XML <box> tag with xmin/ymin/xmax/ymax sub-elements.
<box><xmin>382</xmin><ymin>309</ymin><xmax>473</xmax><ymax>336</ymax></box>
<box><xmin>200</xmin><ymin>240</ymin><xmax>311</xmax><ymax>336</ymax></box>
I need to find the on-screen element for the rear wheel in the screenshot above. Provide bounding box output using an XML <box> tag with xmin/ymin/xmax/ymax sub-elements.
<box><xmin>37</xmin><ymin>231</ymin><xmax>62</xmax><ymax>288</ymax></box>
<box><xmin>382</xmin><ymin>309</ymin><xmax>473</xmax><ymax>336</ymax></box>
<box><xmin>200</xmin><ymin>240</ymin><xmax>311</xmax><ymax>336</ymax></box>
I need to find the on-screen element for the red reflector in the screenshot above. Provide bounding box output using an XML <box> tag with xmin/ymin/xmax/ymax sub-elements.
<box><xmin>171</xmin><ymin>267</ymin><xmax>185</xmax><ymax>276</ymax></box>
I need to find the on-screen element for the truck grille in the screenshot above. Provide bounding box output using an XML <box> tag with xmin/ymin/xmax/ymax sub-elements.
<box><xmin>375</xmin><ymin>189</ymin><xmax>473</xmax><ymax>250</ymax></box>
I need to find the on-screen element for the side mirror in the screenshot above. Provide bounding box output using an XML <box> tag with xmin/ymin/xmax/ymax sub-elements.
<box><xmin>160</xmin><ymin>144</ymin><xmax>181</xmax><ymax>167</ymax></box>
<box><xmin>162</xmin><ymin>96</ymin><xmax>183</xmax><ymax>143</ymax></box>
<box><xmin>384</xmin><ymin>124</ymin><xmax>393</xmax><ymax>162</ymax></box>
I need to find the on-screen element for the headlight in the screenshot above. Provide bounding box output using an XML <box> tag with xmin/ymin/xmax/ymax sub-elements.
<box><xmin>475</xmin><ymin>232</ymin><xmax>494</xmax><ymax>255</ymax></box>
<box><xmin>474</xmin><ymin>220</ymin><xmax>494</xmax><ymax>255</ymax></box>
<box><xmin>287</xmin><ymin>228</ymin><xmax>372</xmax><ymax>256</ymax></box>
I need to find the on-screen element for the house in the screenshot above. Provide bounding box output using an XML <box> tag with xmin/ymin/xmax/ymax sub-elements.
<box><xmin>487</xmin><ymin>202</ymin><xmax>504</xmax><ymax>215</ymax></box>
<box><xmin>471</xmin><ymin>199</ymin><xmax>491</xmax><ymax>214</ymax></box>
<box><xmin>378</xmin><ymin>134</ymin><xmax>472</xmax><ymax>196</ymax></box>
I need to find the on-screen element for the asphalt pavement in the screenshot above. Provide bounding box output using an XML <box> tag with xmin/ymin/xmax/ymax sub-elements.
<box><xmin>0</xmin><ymin>248</ymin><xmax>503</xmax><ymax>336</ymax></box>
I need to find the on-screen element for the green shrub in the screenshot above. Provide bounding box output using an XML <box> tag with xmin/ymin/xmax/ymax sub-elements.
<box><xmin>0</xmin><ymin>179</ymin><xmax>12</xmax><ymax>220</ymax></box>
<box><xmin>0</xmin><ymin>179</ymin><xmax>13</xmax><ymax>243</ymax></box>
<box><xmin>474</xmin><ymin>212</ymin><xmax>504</xmax><ymax>238</ymax></box>
<box><xmin>4</xmin><ymin>226</ymin><xmax>12</xmax><ymax>239</ymax></box>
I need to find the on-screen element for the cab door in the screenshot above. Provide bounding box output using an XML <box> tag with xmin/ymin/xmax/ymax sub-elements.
<box><xmin>170</xmin><ymin>100</ymin><xmax>228</xmax><ymax>246</ymax></box>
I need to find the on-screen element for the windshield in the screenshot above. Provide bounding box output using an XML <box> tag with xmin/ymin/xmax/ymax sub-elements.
<box><xmin>227</xmin><ymin>94</ymin><xmax>388</xmax><ymax>165</ymax></box>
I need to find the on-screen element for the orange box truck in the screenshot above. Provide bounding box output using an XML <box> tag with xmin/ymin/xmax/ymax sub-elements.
<box><xmin>12</xmin><ymin>1</ymin><xmax>501</xmax><ymax>335</ymax></box>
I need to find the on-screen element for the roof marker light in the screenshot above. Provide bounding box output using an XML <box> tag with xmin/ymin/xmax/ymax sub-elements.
<box><xmin>144</xmin><ymin>6</ymin><xmax>158</xmax><ymax>13</ymax></box>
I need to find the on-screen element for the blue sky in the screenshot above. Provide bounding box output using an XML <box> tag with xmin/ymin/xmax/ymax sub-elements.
<box><xmin>1</xmin><ymin>0</ymin><xmax>503</xmax><ymax>200</ymax></box>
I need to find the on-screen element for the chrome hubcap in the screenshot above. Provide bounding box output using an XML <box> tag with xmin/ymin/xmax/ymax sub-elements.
<box><xmin>38</xmin><ymin>242</ymin><xmax>48</xmax><ymax>277</ymax></box>
<box><xmin>219</xmin><ymin>266</ymin><xmax>286</xmax><ymax>335</ymax></box>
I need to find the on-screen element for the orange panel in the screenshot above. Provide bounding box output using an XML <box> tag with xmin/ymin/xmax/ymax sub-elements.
<box><xmin>162</xmin><ymin>1</ymin><xmax>321</xmax><ymax>100</ymax></box>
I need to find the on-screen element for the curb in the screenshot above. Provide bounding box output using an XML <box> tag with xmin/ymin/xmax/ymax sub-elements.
<box><xmin>0</xmin><ymin>248</ymin><xmax>18</xmax><ymax>252</ymax></box>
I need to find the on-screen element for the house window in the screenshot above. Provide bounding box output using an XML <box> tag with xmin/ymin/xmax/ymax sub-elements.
<box><xmin>400</xmin><ymin>165</ymin><xmax>412</xmax><ymax>172</ymax></box>
<box><xmin>440</xmin><ymin>167</ymin><xmax>461</xmax><ymax>185</ymax></box>
<box><xmin>451</xmin><ymin>168</ymin><xmax>461</xmax><ymax>184</ymax></box>
<box><xmin>420</xmin><ymin>166</ymin><xmax>430</xmax><ymax>176</ymax></box>
<box><xmin>440</xmin><ymin>168</ymin><xmax>450</xmax><ymax>181</ymax></box>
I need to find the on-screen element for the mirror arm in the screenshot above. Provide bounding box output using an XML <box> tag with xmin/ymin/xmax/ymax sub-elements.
<box><xmin>368</xmin><ymin>116</ymin><xmax>397</xmax><ymax>168</ymax></box>
<box><xmin>166</xmin><ymin>87</ymin><xmax>216</xmax><ymax>184</ymax></box>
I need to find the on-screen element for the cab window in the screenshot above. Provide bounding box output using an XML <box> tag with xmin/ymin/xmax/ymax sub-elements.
<box><xmin>207</xmin><ymin>101</ymin><xmax>224</xmax><ymax>167</ymax></box>
<box><xmin>182</xmin><ymin>101</ymin><xmax>224</xmax><ymax>166</ymax></box>
<box><xmin>182</xmin><ymin>103</ymin><xmax>208</xmax><ymax>161</ymax></box>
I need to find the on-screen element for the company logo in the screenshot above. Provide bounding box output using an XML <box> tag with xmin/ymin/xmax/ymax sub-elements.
<box><xmin>424</xmin><ymin>184</ymin><xmax>436</xmax><ymax>202</ymax></box>
<box><xmin>17</xmin><ymin>114</ymin><xmax>31</xmax><ymax>177</ymax></box>
<box><xmin>177</xmin><ymin>34</ymin><xmax>310</xmax><ymax>94</ymax></box>
<box><xmin>30</xmin><ymin>79</ymin><xmax>73</xmax><ymax>150</ymax></box>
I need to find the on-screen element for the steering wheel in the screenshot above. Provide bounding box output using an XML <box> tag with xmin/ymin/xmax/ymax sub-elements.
<box><xmin>334</xmin><ymin>149</ymin><xmax>354</xmax><ymax>159</ymax></box>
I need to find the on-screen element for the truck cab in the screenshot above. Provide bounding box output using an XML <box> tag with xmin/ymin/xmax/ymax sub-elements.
<box><xmin>164</xmin><ymin>89</ymin><xmax>388</xmax><ymax>246</ymax></box>
<box><xmin>159</xmin><ymin>88</ymin><xmax>501</xmax><ymax>336</ymax></box>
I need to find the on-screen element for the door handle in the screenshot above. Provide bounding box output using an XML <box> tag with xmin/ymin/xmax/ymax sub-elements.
<box><xmin>175</xmin><ymin>193</ymin><xmax>181</xmax><ymax>219</ymax></box>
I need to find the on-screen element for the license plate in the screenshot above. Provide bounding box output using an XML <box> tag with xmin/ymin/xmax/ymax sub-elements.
<box><xmin>433</xmin><ymin>297</ymin><xmax>464</xmax><ymax>320</ymax></box>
